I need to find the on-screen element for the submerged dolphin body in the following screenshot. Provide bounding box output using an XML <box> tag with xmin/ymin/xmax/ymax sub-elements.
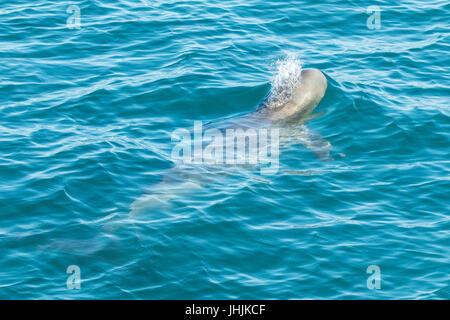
<box><xmin>106</xmin><ymin>67</ymin><xmax>331</xmax><ymax>230</ymax></box>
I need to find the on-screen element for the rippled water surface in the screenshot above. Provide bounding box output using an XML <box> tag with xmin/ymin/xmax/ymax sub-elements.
<box><xmin>1</xmin><ymin>0</ymin><xmax>449</xmax><ymax>299</ymax></box>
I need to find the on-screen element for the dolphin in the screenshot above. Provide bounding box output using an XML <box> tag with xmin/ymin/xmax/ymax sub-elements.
<box><xmin>105</xmin><ymin>67</ymin><xmax>331</xmax><ymax>230</ymax></box>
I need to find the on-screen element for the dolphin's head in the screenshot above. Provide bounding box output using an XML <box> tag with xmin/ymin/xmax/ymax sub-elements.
<box><xmin>266</xmin><ymin>68</ymin><xmax>327</xmax><ymax>122</ymax></box>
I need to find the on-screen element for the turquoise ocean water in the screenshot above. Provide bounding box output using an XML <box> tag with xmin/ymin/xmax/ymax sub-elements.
<box><xmin>1</xmin><ymin>0</ymin><xmax>449</xmax><ymax>299</ymax></box>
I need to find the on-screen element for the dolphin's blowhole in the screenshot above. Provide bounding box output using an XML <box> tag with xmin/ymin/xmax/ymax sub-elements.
<box><xmin>258</xmin><ymin>68</ymin><xmax>327</xmax><ymax>123</ymax></box>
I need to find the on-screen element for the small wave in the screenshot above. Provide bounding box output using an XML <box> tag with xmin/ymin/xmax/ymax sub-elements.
<box><xmin>264</xmin><ymin>52</ymin><xmax>303</xmax><ymax>110</ymax></box>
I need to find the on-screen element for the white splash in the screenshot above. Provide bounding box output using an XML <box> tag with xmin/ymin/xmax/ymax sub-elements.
<box><xmin>265</xmin><ymin>53</ymin><xmax>303</xmax><ymax>110</ymax></box>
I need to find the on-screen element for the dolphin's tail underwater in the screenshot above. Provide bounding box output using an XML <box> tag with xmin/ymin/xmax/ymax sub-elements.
<box><xmin>104</xmin><ymin>163</ymin><xmax>228</xmax><ymax>232</ymax></box>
